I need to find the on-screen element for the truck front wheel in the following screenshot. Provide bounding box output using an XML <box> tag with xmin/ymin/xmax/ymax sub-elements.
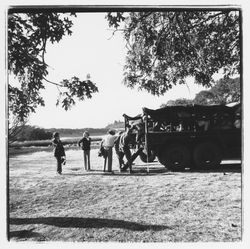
<box><xmin>158</xmin><ymin>144</ymin><xmax>191</xmax><ymax>171</ymax></box>
<box><xmin>193</xmin><ymin>142</ymin><xmax>222</xmax><ymax>169</ymax></box>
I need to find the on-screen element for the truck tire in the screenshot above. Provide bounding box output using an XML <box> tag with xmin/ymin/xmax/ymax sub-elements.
<box><xmin>158</xmin><ymin>144</ymin><xmax>191</xmax><ymax>171</ymax></box>
<box><xmin>139</xmin><ymin>150</ymin><xmax>156</xmax><ymax>163</ymax></box>
<box><xmin>193</xmin><ymin>142</ymin><xmax>222</xmax><ymax>169</ymax></box>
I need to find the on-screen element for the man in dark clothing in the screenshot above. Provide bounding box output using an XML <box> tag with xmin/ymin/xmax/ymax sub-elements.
<box><xmin>119</xmin><ymin>127</ymin><xmax>144</xmax><ymax>173</ymax></box>
<box><xmin>119</xmin><ymin>128</ymin><xmax>134</xmax><ymax>173</ymax></box>
<box><xmin>52</xmin><ymin>132</ymin><xmax>66</xmax><ymax>175</ymax></box>
<box><xmin>114</xmin><ymin>131</ymin><xmax>125</xmax><ymax>170</ymax></box>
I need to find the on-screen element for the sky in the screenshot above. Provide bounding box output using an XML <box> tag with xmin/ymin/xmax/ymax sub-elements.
<box><xmin>28</xmin><ymin>12</ymin><xmax>208</xmax><ymax>129</ymax></box>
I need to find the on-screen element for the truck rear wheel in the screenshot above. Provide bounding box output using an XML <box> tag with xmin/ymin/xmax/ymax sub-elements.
<box><xmin>139</xmin><ymin>150</ymin><xmax>156</xmax><ymax>163</ymax></box>
<box><xmin>158</xmin><ymin>144</ymin><xmax>191</xmax><ymax>171</ymax></box>
<box><xmin>193</xmin><ymin>142</ymin><xmax>222</xmax><ymax>169</ymax></box>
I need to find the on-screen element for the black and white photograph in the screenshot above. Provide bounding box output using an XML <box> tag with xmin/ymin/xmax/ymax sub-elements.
<box><xmin>2</xmin><ymin>0</ymin><xmax>249</xmax><ymax>245</ymax></box>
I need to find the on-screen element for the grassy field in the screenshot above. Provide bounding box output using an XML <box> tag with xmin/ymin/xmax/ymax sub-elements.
<box><xmin>8</xmin><ymin>146</ymin><xmax>242</xmax><ymax>242</ymax></box>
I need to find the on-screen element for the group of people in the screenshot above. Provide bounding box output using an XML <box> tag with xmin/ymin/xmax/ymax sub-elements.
<box><xmin>51</xmin><ymin>127</ymin><xmax>139</xmax><ymax>175</ymax></box>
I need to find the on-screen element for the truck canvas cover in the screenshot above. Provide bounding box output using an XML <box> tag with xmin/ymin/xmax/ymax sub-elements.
<box><xmin>123</xmin><ymin>114</ymin><xmax>142</xmax><ymax>121</ymax></box>
<box><xmin>143</xmin><ymin>104</ymin><xmax>238</xmax><ymax>123</ymax></box>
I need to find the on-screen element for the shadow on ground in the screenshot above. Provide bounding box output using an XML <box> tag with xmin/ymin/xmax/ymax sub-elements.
<box><xmin>9</xmin><ymin>228</ymin><xmax>45</xmax><ymax>240</ymax></box>
<box><xmin>188</xmin><ymin>163</ymin><xmax>241</xmax><ymax>173</ymax></box>
<box><xmin>65</xmin><ymin>163</ymin><xmax>241</xmax><ymax>176</ymax></box>
<box><xmin>10</xmin><ymin>217</ymin><xmax>169</xmax><ymax>231</ymax></box>
<box><xmin>132</xmin><ymin>163</ymin><xmax>241</xmax><ymax>174</ymax></box>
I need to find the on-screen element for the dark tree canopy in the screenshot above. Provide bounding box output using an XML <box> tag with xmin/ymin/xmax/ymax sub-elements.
<box><xmin>210</xmin><ymin>77</ymin><xmax>240</xmax><ymax>104</ymax></box>
<box><xmin>161</xmin><ymin>77</ymin><xmax>240</xmax><ymax>107</ymax></box>
<box><xmin>193</xmin><ymin>90</ymin><xmax>215</xmax><ymax>105</ymax></box>
<box><xmin>8</xmin><ymin>12</ymin><xmax>98</xmax><ymax>122</ymax></box>
<box><xmin>106</xmin><ymin>10</ymin><xmax>240</xmax><ymax>95</ymax></box>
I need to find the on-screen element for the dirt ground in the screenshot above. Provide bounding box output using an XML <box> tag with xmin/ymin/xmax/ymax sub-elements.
<box><xmin>8</xmin><ymin>147</ymin><xmax>242</xmax><ymax>242</ymax></box>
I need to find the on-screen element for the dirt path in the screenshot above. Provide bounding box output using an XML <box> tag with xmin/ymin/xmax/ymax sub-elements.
<box><xmin>8</xmin><ymin>148</ymin><xmax>241</xmax><ymax>242</ymax></box>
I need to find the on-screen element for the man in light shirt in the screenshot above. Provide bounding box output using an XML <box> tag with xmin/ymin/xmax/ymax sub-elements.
<box><xmin>102</xmin><ymin>129</ymin><xmax>117</xmax><ymax>172</ymax></box>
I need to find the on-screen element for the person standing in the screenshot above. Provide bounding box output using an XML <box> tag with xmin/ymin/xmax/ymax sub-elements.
<box><xmin>101</xmin><ymin>129</ymin><xmax>117</xmax><ymax>172</ymax></box>
<box><xmin>78</xmin><ymin>131</ymin><xmax>91</xmax><ymax>171</ymax></box>
<box><xmin>52</xmin><ymin>132</ymin><xmax>66</xmax><ymax>175</ymax></box>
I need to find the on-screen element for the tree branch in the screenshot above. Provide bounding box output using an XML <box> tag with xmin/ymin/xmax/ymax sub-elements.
<box><xmin>107</xmin><ymin>28</ymin><xmax>125</xmax><ymax>40</ymax></box>
<box><xmin>191</xmin><ymin>11</ymin><xmax>229</xmax><ymax>29</ymax></box>
<box><xmin>175</xmin><ymin>14</ymin><xmax>206</xmax><ymax>71</ymax></box>
<box><xmin>43</xmin><ymin>77</ymin><xmax>64</xmax><ymax>87</ymax></box>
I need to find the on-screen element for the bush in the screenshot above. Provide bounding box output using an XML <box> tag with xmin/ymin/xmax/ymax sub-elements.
<box><xmin>29</xmin><ymin>127</ymin><xmax>53</xmax><ymax>140</ymax></box>
<box><xmin>15</xmin><ymin>126</ymin><xmax>52</xmax><ymax>141</ymax></box>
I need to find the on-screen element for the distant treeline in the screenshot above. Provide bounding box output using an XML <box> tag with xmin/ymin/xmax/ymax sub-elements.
<box><xmin>9</xmin><ymin>136</ymin><xmax>102</xmax><ymax>148</ymax></box>
<box><xmin>105</xmin><ymin>120</ymin><xmax>124</xmax><ymax>129</ymax></box>
<box><xmin>46</xmin><ymin>128</ymin><xmax>109</xmax><ymax>138</ymax></box>
<box><xmin>47</xmin><ymin>121</ymin><xmax>125</xmax><ymax>138</ymax></box>
<box><xmin>12</xmin><ymin>120</ymin><xmax>125</xmax><ymax>142</ymax></box>
<box><xmin>11</xmin><ymin>126</ymin><xmax>108</xmax><ymax>142</ymax></box>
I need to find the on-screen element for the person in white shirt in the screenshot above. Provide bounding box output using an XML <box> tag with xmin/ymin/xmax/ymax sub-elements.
<box><xmin>101</xmin><ymin>129</ymin><xmax>117</xmax><ymax>172</ymax></box>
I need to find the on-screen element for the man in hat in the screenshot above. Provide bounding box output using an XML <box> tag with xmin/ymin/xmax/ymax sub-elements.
<box><xmin>101</xmin><ymin>129</ymin><xmax>117</xmax><ymax>172</ymax></box>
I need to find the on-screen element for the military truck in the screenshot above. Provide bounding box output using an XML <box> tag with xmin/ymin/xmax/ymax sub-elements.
<box><xmin>124</xmin><ymin>103</ymin><xmax>241</xmax><ymax>171</ymax></box>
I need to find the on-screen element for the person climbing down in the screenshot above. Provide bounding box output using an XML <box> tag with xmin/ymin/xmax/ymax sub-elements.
<box><xmin>114</xmin><ymin>131</ymin><xmax>125</xmax><ymax>171</ymax></box>
<box><xmin>119</xmin><ymin>126</ymin><xmax>144</xmax><ymax>174</ymax></box>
